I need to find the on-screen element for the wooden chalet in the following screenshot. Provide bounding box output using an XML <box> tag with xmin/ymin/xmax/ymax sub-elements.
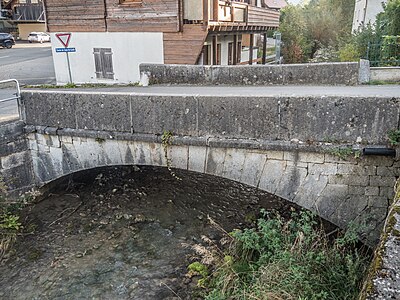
<box><xmin>2</xmin><ymin>0</ymin><xmax>46</xmax><ymax>39</ymax></box>
<box><xmin>44</xmin><ymin>0</ymin><xmax>283</xmax><ymax>84</ymax></box>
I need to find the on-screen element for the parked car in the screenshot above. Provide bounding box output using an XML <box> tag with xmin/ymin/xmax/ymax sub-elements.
<box><xmin>0</xmin><ymin>32</ymin><xmax>15</xmax><ymax>48</ymax></box>
<box><xmin>28</xmin><ymin>32</ymin><xmax>50</xmax><ymax>43</ymax></box>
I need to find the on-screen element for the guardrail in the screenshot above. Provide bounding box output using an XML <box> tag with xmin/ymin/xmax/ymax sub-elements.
<box><xmin>0</xmin><ymin>79</ymin><xmax>21</xmax><ymax>122</ymax></box>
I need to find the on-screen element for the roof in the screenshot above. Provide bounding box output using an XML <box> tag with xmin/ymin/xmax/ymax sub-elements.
<box><xmin>263</xmin><ymin>0</ymin><xmax>288</xmax><ymax>9</ymax></box>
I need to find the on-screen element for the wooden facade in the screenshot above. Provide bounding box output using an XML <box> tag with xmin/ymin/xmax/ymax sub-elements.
<box><xmin>45</xmin><ymin>0</ymin><xmax>282</xmax><ymax>65</ymax></box>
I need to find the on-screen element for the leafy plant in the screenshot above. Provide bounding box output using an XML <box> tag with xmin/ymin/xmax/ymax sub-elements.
<box><xmin>161</xmin><ymin>130</ymin><xmax>181</xmax><ymax>180</ymax></box>
<box><xmin>388</xmin><ymin>129</ymin><xmax>400</xmax><ymax>145</ymax></box>
<box><xmin>200</xmin><ymin>210</ymin><xmax>370</xmax><ymax>300</ymax></box>
<box><xmin>328</xmin><ymin>147</ymin><xmax>360</xmax><ymax>160</ymax></box>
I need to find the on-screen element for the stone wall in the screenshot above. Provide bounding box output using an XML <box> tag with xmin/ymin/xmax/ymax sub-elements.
<box><xmin>371</xmin><ymin>67</ymin><xmax>400</xmax><ymax>83</ymax></box>
<box><xmin>0</xmin><ymin>121</ymin><xmax>33</xmax><ymax>194</ymax></box>
<box><xmin>26</xmin><ymin>126</ymin><xmax>399</xmax><ymax>245</ymax></box>
<box><xmin>139</xmin><ymin>62</ymin><xmax>361</xmax><ymax>86</ymax></box>
<box><xmin>21</xmin><ymin>91</ymin><xmax>400</xmax><ymax>145</ymax></box>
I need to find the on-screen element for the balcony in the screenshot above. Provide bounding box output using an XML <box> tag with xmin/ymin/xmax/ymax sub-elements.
<box><xmin>12</xmin><ymin>4</ymin><xmax>44</xmax><ymax>22</ymax></box>
<box><xmin>183</xmin><ymin>0</ymin><xmax>280</xmax><ymax>30</ymax></box>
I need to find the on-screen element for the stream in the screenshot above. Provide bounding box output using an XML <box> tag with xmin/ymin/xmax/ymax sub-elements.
<box><xmin>0</xmin><ymin>165</ymin><xmax>303</xmax><ymax>299</ymax></box>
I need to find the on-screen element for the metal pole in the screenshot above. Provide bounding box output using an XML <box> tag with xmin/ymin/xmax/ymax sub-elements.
<box><xmin>66</xmin><ymin>52</ymin><xmax>72</xmax><ymax>83</ymax></box>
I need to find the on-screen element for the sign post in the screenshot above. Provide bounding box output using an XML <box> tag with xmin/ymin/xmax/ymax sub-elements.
<box><xmin>55</xmin><ymin>33</ymin><xmax>75</xmax><ymax>83</ymax></box>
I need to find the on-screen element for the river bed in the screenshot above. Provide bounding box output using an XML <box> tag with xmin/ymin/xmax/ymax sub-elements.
<box><xmin>0</xmin><ymin>166</ymin><xmax>302</xmax><ymax>299</ymax></box>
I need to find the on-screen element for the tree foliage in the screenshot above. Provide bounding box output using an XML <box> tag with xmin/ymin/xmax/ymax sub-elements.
<box><xmin>279</xmin><ymin>0</ymin><xmax>400</xmax><ymax>65</ymax></box>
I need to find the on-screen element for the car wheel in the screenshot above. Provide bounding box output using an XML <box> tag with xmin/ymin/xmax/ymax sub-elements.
<box><xmin>5</xmin><ymin>41</ymin><xmax>12</xmax><ymax>49</ymax></box>
<box><xmin>29</xmin><ymin>41</ymin><xmax>32</xmax><ymax>43</ymax></box>
<box><xmin>40</xmin><ymin>39</ymin><xmax>43</xmax><ymax>44</ymax></box>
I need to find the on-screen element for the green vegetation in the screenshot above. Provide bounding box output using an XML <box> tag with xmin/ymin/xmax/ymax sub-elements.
<box><xmin>328</xmin><ymin>147</ymin><xmax>361</xmax><ymax>160</ymax></box>
<box><xmin>0</xmin><ymin>177</ymin><xmax>39</xmax><ymax>260</ymax></box>
<box><xmin>388</xmin><ymin>129</ymin><xmax>400</xmax><ymax>145</ymax></box>
<box><xmin>280</xmin><ymin>0</ymin><xmax>400</xmax><ymax>66</ymax></box>
<box><xmin>193</xmin><ymin>210</ymin><xmax>370</xmax><ymax>300</ymax></box>
<box><xmin>161</xmin><ymin>130</ymin><xmax>181</xmax><ymax>180</ymax></box>
<box><xmin>280</xmin><ymin>0</ymin><xmax>355</xmax><ymax>63</ymax></box>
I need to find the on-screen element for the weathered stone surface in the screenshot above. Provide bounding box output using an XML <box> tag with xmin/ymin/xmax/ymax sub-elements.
<box><xmin>140</xmin><ymin>62</ymin><xmax>360</xmax><ymax>86</ymax></box>
<box><xmin>22</xmin><ymin>92</ymin><xmax>76</xmax><ymax>128</ymax></box>
<box><xmin>75</xmin><ymin>94</ymin><xmax>131</xmax><ymax>132</ymax></box>
<box><xmin>130</xmin><ymin>95</ymin><xmax>198</xmax><ymax>136</ymax></box>
<box><xmin>197</xmin><ymin>96</ymin><xmax>279</xmax><ymax>140</ymax></box>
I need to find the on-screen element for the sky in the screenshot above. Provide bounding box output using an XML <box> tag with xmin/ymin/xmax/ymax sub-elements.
<box><xmin>286</xmin><ymin>0</ymin><xmax>306</xmax><ymax>5</ymax></box>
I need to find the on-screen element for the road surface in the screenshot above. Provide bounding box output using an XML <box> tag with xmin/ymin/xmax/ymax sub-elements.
<box><xmin>0</xmin><ymin>42</ymin><xmax>55</xmax><ymax>85</ymax></box>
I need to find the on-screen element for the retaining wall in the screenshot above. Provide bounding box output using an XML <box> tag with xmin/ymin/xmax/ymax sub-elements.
<box><xmin>0</xmin><ymin>121</ymin><xmax>33</xmax><ymax>194</ymax></box>
<box><xmin>140</xmin><ymin>62</ymin><xmax>363</xmax><ymax>86</ymax></box>
<box><xmin>371</xmin><ymin>67</ymin><xmax>400</xmax><ymax>83</ymax></box>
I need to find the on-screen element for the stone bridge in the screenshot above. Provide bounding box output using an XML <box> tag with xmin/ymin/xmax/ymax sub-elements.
<box><xmin>1</xmin><ymin>87</ymin><xmax>399</xmax><ymax>247</ymax></box>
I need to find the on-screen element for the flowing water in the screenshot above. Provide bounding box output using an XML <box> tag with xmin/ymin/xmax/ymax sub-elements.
<box><xmin>0</xmin><ymin>166</ymin><xmax>303</xmax><ymax>299</ymax></box>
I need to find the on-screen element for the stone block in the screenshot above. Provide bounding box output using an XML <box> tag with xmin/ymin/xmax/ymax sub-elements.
<box><xmin>377</xmin><ymin>166</ymin><xmax>399</xmax><ymax>177</ymax></box>
<box><xmin>365</xmin><ymin>186</ymin><xmax>380</xmax><ymax>196</ymax></box>
<box><xmin>337</xmin><ymin>164</ymin><xmax>376</xmax><ymax>176</ymax></box>
<box><xmin>169</xmin><ymin>145</ymin><xmax>189</xmax><ymax>170</ymax></box>
<box><xmin>328</xmin><ymin>174</ymin><xmax>369</xmax><ymax>186</ymax></box>
<box><xmin>348</xmin><ymin>185</ymin><xmax>365</xmax><ymax>195</ymax></box>
<box><xmin>205</xmin><ymin>147</ymin><xmax>227</xmax><ymax>176</ymax></box>
<box><xmin>308</xmin><ymin>162</ymin><xmax>337</xmax><ymax>175</ymax></box>
<box><xmin>60</xmin><ymin>135</ymin><xmax>73</xmax><ymax>144</ymax></box>
<box><xmin>75</xmin><ymin>94</ymin><xmax>131</xmax><ymax>132</ymax></box>
<box><xmin>266</xmin><ymin>150</ymin><xmax>284</xmax><ymax>160</ymax></box>
<box><xmin>130</xmin><ymin>95</ymin><xmax>198</xmax><ymax>136</ymax></box>
<box><xmin>370</xmin><ymin>176</ymin><xmax>396</xmax><ymax>187</ymax></box>
<box><xmin>197</xmin><ymin>96</ymin><xmax>279</xmax><ymax>140</ymax></box>
<box><xmin>240</xmin><ymin>152</ymin><xmax>267</xmax><ymax>188</ymax></box>
<box><xmin>258</xmin><ymin>159</ymin><xmax>287</xmax><ymax>194</ymax></box>
<box><xmin>368</xmin><ymin>196</ymin><xmax>389</xmax><ymax>208</ymax></box>
<box><xmin>188</xmin><ymin>146</ymin><xmax>207</xmax><ymax>173</ymax></box>
<box><xmin>380</xmin><ymin>186</ymin><xmax>395</xmax><ymax>199</ymax></box>
<box><xmin>275</xmin><ymin>165</ymin><xmax>308</xmax><ymax>201</ymax></box>
<box><xmin>222</xmin><ymin>148</ymin><xmax>247</xmax><ymax>182</ymax></box>
<box><xmin>293</xmin><ymin>174</ymin><xmax>329</xmax><ymax>210</ymax></box>
<box><xmin>315</xmin><ymin>184</ymin><xmax>350</xmax><ymax>222</ymax></box>
<box><xmin>22</xmin><ymin>92</ymin><xmax>76</xmax><ymax>128</ymax></box>
<box><xmin>1</xmin><ymin>151</ymin><xmax>27</xmax><ymax>169</ymax></box>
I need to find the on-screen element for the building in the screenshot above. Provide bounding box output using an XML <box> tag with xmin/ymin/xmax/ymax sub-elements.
<box><xmin>1</xmin><ymin>0</ymin><xmax>46</xmax><ymax>39</ymax></box>
<box><xmin>45</xmin><ymin>0</ymin><xmax>283</xmax><ymax>85</ymax></box>
<box><xmin>352</xmin><ymin>0</ymin><xmax>387</xmax><ymax>32</ymax></box>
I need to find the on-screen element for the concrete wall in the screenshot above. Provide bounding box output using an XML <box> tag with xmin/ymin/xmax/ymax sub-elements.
<box><xmin>18</xmin><ymin>23</ymin><xmax>46</xmax><ymax>40</ymax></box>
<box><xmin>51</xmin><ymin>32</ymin><xmax>164</xmax><ymax>85</ymax></box>
<box><xmin>371</xmin><ymin>67</ymin><xmax>400</xmax><ymax>83</ymax></box>
<box><xmin>0</xmin><ymin>121</ymin><xmax>33</xmax><ymax>194</ymax></box>
<box><xmin>140</xmin><ymin>62</ymin><xmax>361</xmax><ymax>85</ymax></box>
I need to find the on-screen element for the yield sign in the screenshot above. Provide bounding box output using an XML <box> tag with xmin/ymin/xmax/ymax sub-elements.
<box><xmin>55</xmin><ymin>33</ymin><xmax>71</xmax><ymax>48</ymax></box>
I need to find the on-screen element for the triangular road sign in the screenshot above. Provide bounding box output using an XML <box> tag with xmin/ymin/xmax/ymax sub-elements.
<box><xmin>55</xmin><ymin>33</ymin><xmax>71</xmax><ymax>48</ymax></box>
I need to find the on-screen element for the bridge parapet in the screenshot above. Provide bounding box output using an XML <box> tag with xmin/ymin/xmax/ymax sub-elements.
<box><xmin>140</xmin><ymin>62</ymin><xmax>368</xmax><ymax>86</ymax></box>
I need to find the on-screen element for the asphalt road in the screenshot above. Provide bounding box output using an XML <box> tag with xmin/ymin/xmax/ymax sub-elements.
<box><xmin>0</xmin><ymin>43</ymin><xmax>55</xmax><ymax>85</ymax></box>
<box><xmin>0</xmin><ymin>89</ymin><xmax>19</xmax><ymax>123</ymax></box>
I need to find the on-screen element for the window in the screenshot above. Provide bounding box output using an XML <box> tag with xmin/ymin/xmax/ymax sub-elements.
<box><xmin>93</xmin><ymin>48</ymin><xmax>114</xmax><ymax>80</ymax></box>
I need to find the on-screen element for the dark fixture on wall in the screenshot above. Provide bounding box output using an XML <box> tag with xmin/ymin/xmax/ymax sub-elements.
<box><xmin>362</xmin><ymin>148</ymin><xmax>396</xmax><ymax>157</ymax></box>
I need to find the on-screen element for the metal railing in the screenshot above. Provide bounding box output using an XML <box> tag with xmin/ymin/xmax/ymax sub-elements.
<box><xmin>0</xmin><ymin>79</ymin><xmax>21</xmax><ymax>122</ymax></box>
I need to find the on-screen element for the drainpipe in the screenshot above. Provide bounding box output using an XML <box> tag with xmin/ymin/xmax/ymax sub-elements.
<box><xmin>362</xmin><ymin>147</ymin><xmax>397</xmax><ymax>157</ymax></box>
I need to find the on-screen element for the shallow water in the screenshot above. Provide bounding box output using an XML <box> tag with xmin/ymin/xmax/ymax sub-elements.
<box><xmin>0</xmin><ymin>166</ymin><xmax>299</xmax><ymax>299</ymax></box>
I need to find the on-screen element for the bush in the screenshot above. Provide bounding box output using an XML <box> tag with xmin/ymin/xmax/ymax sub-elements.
<box><xmin>199</xmin><ymin>210</ymin><xmax>371</xmax><ymax>300</ymax></box>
